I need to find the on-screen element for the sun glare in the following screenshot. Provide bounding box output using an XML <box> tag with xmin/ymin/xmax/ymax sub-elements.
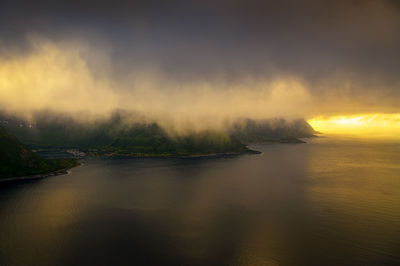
<box><xmin>308</xmin><ymin>114</ymin><xmax>400</xmax><ymax>139</ymax></box>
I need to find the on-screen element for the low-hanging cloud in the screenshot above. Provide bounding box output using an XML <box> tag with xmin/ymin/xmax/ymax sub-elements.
<box><xmin>0</xmin><ymin>37</ymin><xmax>316</xmax><ymax>133</ymax></box>
<box><xmin>0</xmin><ymin>0</ymin><xmax>399</xmax><ymax>133</ymax></box>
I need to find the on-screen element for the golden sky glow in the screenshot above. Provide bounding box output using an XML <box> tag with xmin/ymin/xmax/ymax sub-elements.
<box><xmin>1</xmin><ymin>0</ymin><xmax>400</xmax><ymax>139</ymax></box>
<box><xmin>0</xmin><ymin>38</ymin><xmax>314</xmax><ymax>132</ymax></box>
<box><xmin>1</xmin><ymin>38</ymin><xmax>399</xmax><ymax>138</ymax></box>
<box><xmin>308</xmin><ymin>114</ymin><xmax>400</xmax><ymax>139</ymax></box>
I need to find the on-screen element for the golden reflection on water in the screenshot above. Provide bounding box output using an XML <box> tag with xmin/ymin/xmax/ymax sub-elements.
<box><xmin>0</xmin><ymin>181</ymin><xmax>84</xmax><ymax>266</ymax></box>
<box><xmin>304</xmin><ymin>137</ymin><xmax>400</xmax><ymax>258</ymax></box>
<box><xmin>1</xmin><ymin>137</ymin><xmax>400</xmax><ymax>265</ymax></box>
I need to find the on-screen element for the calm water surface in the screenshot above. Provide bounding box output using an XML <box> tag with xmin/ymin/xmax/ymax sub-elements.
<box><xmin>1</xmin><ymin>137</ymin><xmax>400</xmax><ymax>265</ymax></box>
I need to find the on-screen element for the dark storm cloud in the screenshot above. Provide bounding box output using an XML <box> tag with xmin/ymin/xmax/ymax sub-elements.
<box><xmin>0</xmin><ymin>0</ymin><xmax>400</xmax><ymax>115</ymax></box>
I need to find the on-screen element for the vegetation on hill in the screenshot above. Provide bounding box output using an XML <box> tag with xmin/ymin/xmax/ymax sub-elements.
<box><xmin>0</xmin><ymin>112</ymin><xmax>316</xmax><ymax>158</ymax></box>
<box><xmin>0</xmin><ymin>126</ymin><xmax>78</xmax><ymax>179</ymax></box>
<box><xmin>1</xmin><ymin>112</ymin><xmax>254</xmax><ymax>156</ymax></box>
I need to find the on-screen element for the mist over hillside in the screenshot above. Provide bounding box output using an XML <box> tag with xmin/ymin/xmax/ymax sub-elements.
<box><xmin>231</xmin><ymin>118</ymin><xmax>316</xmax><ymax>144</ymax></box>
<box><xmin>0</xmin><ymin>110</ymin><xmax>316</xmax><ymax>156</ymax></box>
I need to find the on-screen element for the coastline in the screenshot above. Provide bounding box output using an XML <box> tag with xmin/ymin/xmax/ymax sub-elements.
<box><xmin>0</xmin><ymin>139</ymin><xmax>308</xmax><ymax>183</ymax></box>
<box><xmin>97</xmin><ymin>148</ymin><xmax>262</xmax><ymax>159</ymax></box>
<box><xmin>0</xmin><ymin>162</ymin><xmax>81</xmax><ymax>183</ymax></box>
<box><xmin>179</xmin><ymin>150</ymin><xmax>261</xmax><ymax>158</ymax></box>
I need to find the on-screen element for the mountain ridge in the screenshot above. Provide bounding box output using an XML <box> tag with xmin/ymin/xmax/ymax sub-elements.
<box><xmin>0</xmin><ymin>112</ymin><xmax>316</xmax><ymax>158</ymax></box>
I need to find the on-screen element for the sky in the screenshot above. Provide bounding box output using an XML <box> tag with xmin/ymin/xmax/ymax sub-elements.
<box><xmin>0</xmin><ymin>0</ymin><xmax>399</xmax><ymax>135</ymax></box>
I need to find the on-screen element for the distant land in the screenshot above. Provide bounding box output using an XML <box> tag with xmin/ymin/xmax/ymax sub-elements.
<box><xmin>0</xmin><ymin>111</ymin><xmax>316</xmax><ymax>159</ymax></box>
<box><xmin>0</xmin><ymin>126</ymin><xmax>78</xmax><ymax>179</ymax></box>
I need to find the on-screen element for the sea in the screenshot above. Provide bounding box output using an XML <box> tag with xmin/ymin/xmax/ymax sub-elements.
<box><xmin>1</xmin><ymin>136</ymin><xmax>400</xmax><ymax>265</ymax></box>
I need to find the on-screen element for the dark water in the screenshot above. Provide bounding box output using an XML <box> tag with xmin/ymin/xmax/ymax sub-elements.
<box><xmin>34</xmin><ymin>150</ymin><xmax>75</xmax><ymax>159</ymax></box>
<box><xmin>1</xmin><ymin>137</ymin><xmax>400</xmax><ymax>266</ymax></box>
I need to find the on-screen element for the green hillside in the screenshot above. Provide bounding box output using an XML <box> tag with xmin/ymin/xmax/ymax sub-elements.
<box><xmin>0</xmin><ymin>112</ymin><xmax>316</xmax><ymax>158</ymax></box>
<box><xmin>1</xmin><ymin>112</ymin><xmax>254</xmax><ymax>156</ymax></box>
<box><xmin>0</xmin><ymin>126</ymin><xmax>77</xmax><ymax>179</ymax></box>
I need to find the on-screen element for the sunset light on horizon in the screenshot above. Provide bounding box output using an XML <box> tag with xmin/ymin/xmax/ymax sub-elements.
<box><xmin>309</xmin><ymin>113</ymin><xmax>400</xmax><ymax>138</ymax></box>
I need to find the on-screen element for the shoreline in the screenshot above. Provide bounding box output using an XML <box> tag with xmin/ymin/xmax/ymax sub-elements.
<box><xmin>97</xmin><ymin>149</ymin><xmax>262</xmax><ymax>159</ymax></box>
<box><xmin>0</xmin><ymin>140</ymin><xmax>306</xmax><ymax>183</ymax></box>
<box><xmin>0</xmin><ymin>162</ymin><xmax>81</xmax><ymax>183</ymax></box>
